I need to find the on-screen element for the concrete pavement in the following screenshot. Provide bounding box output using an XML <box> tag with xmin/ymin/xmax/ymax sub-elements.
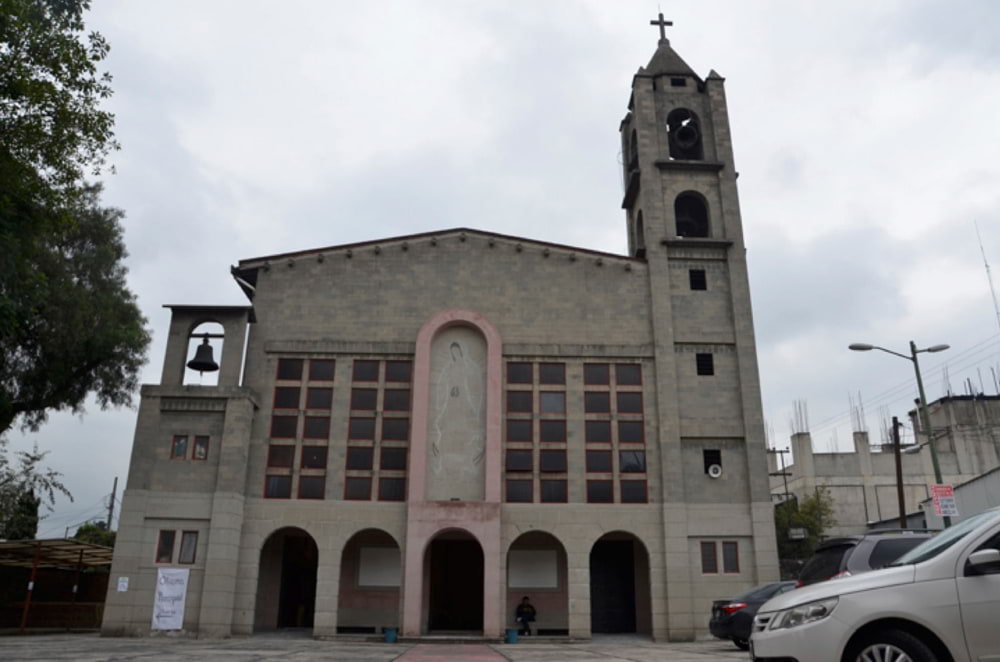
<box><xmin>0</xmin><ymin>633</ymin><xmax>751</xmax><ymax>661</ymax></box>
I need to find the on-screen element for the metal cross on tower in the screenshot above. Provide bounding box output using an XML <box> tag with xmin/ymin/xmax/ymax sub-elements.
<box><xmin>650</xmin><ymin>12</ymin><xmax>673</xmax><ymax>42</ymax></box>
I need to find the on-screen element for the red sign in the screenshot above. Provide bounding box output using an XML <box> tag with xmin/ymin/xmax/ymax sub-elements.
<box><xmin>931</xmin><ymin>484</ymin><xmax>958</xmax><ymax>517</ymax></box>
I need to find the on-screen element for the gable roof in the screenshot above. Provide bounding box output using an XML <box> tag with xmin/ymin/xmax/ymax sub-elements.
<box><xmin>640</xmin><ymin>38</ymin><xmax>699</xmax><ymax>78</ymax></box>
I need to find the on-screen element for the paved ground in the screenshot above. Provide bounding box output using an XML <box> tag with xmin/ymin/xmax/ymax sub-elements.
<box><xmin>0</xmin><ymin>633</ymin><xmax>750</xmax><ymax>661</ymax></box>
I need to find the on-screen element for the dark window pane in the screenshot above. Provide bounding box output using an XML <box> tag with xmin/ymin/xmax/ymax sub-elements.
<box><xmin>507</xmin><ymin>391</ymin><xmax>532</xmax><ymax>413</ymax></box>
<box><xmin>539</xmin><ymin>450</ymin><xmax>567</xmax><ymax>472</ymax></box>
<box><xmin>621</xmin><ymin>480</ymin><xmax>647</xmax><ymax>503</ymax></box>
<box><xmin>586</xmin><ymin>450</ymin><xmax>612</xmax><ymax>472</ymax></box>
<box><xmin>584</xmin><ymin>392</ymin><xmax>610</xmax><ymax>413</ymax></box>
<box><xmin>382</xmin><ymin>418</ymin><xmax>410</xmax><ymax>441</ymax></box>
<box><xmin>270</xmin><ymin>415</ymin><xmax>298</xmax><ymax>438</ymax></box>
<box><xmin>703</xmin><ymin>449</ymin><xmax>722</xmax><ymax>474</ymax></box>
<box><xmin>379</xmin><ymin>477</ymin><xmax>406</xmax><ymax>501</ymax></box>
<box><xmin>345</xmin><ymin>477</ymin><xmax>372</xmax><ymax>500</ymax></box>
<box><xmin>265</xmin><ymin>475</ymin><xmax>292</xmax><ymax>498</ymax></box>
<box><xmin>351</xmin><ymin>388</ymin><xmax>378</xmax><ymax>410</ymax></box>
<box><xmin>178</xmin><ymin>531</ymin><xmax>197</xmax><ymax>564</ymax></box>
<box><xmin>696</xmin><ymin>353</ymin><xmax>714</xmax><ymax>376</ymax></box>
<box><xmin>277</xmin><ymin>358</ymin><xmax>303</xmax><ymax>381</ymax></box>
<box><xmin>869</xmin><ymin>539</ymin><xmax>925</xmax><ymax>569</ymax></box>
<box><xmin>346</xmin><ymin>447</ymin><xmax>374</xmax><ymax>470</ymax></box>
<box><xmin>353</xmin><ymin>360</ymin><xmax>379</xmax><ymax>382</ymax></box>
<box><xmin>586</xmin><ymin>480</ymin><xmax>613</xmax><ymax>503</ymax></box>
<box><xmin>303</xmin><ymin>416</ymin><xmax>330</xmax><ymax>440</ymax></box>
<box><xmin>539</xmin><ymin>363</ymin><xmax>565</xmax><ymax>385</ymax></box>
<box><xmin>689</xmin><ymin>269</ymin><xmax>707</xmax><ymax>290</ymax></box>
<box><xmin>618</xmin><ymin>421</ymin><xmax>644</xmax><ymax>443</ymax></box>
<box><xmin>306</xmin><ymin>387</ymin><xmax>333</xmax><ymax>409</ymax></box>
<box><xmin>616</xmin><ymin>364</ymin><xmax>642</xmax><ymax>385</ymax></box>
<box><xmin>506</xmin><ymin>450</ymin><xmax>533</xmax><ymax>472</ymax></box>
<box><xmin>506</xmin><ymin>479</ymin><xmax>532</xmax><ymax>503</ymax></box>
<box><xmin>299</xmin><ymin>475</ymin><xmax>326</xmax><ymax>499</ymax></box>
<box><xmin>309</xmin><ymin>359</ymin><xmax>335</xmax><ymax>381</ymax></box>
<box><xmin>385</xmin><ymin>360</ymin><xmax>412</xmax><ymax>383</ymax></box>
<box><xmin>701</xmin><ymin>541</ymin><xmax>718</xmax><ymax>573</ymax></box>
<box><xmin>193</xmin><ymin>436</ymin><xmax>209</xmax><ymax>460</ymax></box>
<box><xmin>539</xmin><ymin>392</ymin><xmax>565</xmax><ymax>414</ymax></box>
<box><xmin>301</xmin><ymin>446</ymin><xmax>328</xmax><ymax>469</ymax></box>
<box><xmin>156</xmin><ymin>530</ymin><xmax>175</xmax><ymax>563</ymax></box>
<box><xmin>380</xmin><ymin>447</ymin><xmax>407</xmax><ymax>471</ymax></box>
<box><xmin>616</xmin><ymin>392</ymin><xmax>643</xmax><ymax>413</ymax></box>
<box><xmin>540</xmin><ymin>480</ymin><xmax>567</xmax><ymax>503</ymax></box>
<box><xmin>267</xmin><ymin>445</ymin><xmax>295</xmax><ymax>468</ymax></box>
<box><xmin>349</xmin><ymin>417</ymin><xmax>375</xmax><ymax>440</ymax></box>
<box><xmin>585</xmin><ymin>420</ymin><xmax>611</xmax><ymax>443</ymax></box>
<box><xmin>619</xmin><ymin>450</ymin><xmax>646</xmax><ymax>473</ymax></box>
<box><xmin>584</xmin><ymin>364</ymin><xmax>609</xmax><ymax>385</ymax></box>
<box><xmin>540</xmin><ymin>420</ymin><xmax>566</xmax><ymax>442</ymax></box>
<box><xmin>171</xmin><ymin>435</ymin><xmax>188</xmax><ymax>459</ymax></box>
<box><xmin>722</xmin><ymin>541</ymin><xmax>739</xmax><ymax>573</ymax></box>
<box><xmin>507</xmin><ymin>362</ymin><xmax>532</xmax><ymax>384</ymax></box>
<box><xmin>507</xmin><ymin>419</ymin><xmax>532</xmax><ymax>442</ymax></box>
<box><xmin>384</xmin><ymin>389</ymin><xmax>411</xmax><ymax>411</ymax></box>
<box><xmin>274</xmin><ymin>386</ymin><xmax>301</xmax><ymax>409</ymax></box>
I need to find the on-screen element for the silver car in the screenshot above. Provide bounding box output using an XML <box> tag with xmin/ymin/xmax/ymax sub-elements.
<box><xmin>751</xmin><ymin>507</ymin><xmax>1000</xmax><ymax>662</ymax></box>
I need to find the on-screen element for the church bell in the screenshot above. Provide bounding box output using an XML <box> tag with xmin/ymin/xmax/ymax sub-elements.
<box><xmin>186</xmin><ymin>335</ymin><xmax>220</xmax><ymax>373</ymax></box>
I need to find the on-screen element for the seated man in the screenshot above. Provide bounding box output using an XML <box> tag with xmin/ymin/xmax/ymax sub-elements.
<box><xmin>515</xmin><ymin>596</ymin><xmax>536</xmax><ymax>636</ymax></box>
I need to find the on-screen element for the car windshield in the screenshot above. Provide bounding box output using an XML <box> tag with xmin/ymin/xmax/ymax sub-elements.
<box><xmin>799</xmin><ymin>543</ymin><xmax>853</xmax><ymax>583</ymax></box>
<box><xmin>890</xmin><ymin>512</ymin><xmax>999</xmax><ymax>566</ymax></box>
<box><xmin>737</xmin><ymin>582</ymin><xmax>791</xmax><ymax>602</ymax></box>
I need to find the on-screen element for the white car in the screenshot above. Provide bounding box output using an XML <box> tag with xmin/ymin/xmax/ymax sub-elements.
<box><xmin>751</xmin><ymin>507</ymin><xmax>1000</xmax><ymax>662</ymax></box>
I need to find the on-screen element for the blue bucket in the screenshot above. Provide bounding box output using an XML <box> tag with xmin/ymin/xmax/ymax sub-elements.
<box><xmin>505</xmin><ymin>628</ymin><xmax>519</xmax><ymax>644</ymax></box>
<box><xmin>383</xmin><ymin>627</ymin><xmax>398</xmax><ymax>643</ymax></box>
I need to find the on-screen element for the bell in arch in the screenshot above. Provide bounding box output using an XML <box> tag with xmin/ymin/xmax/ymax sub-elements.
<box><xmin>186</xmin><ymin>335</ymin><xmax>220</xmax><ymax>374</ymax></box>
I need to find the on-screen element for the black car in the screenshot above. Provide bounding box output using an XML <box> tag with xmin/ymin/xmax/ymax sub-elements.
<box><xmin>709</xmin><ymin>580</ymin><xmax>796</xmax><ymax>650</ymax></box>
<box><xmin>797</xmin><ymin>529</ymin><xmax>936</xmax><ymax>587</ymax></box>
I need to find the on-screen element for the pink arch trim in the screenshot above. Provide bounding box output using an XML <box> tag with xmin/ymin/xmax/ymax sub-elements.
<box><xmin>407</xmin><ymin>308</ymin><xmax>503</xmax><ymax>503</ymax></box>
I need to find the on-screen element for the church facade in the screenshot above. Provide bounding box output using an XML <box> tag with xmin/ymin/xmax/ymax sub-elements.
<box><xmin>102</xmin><ymin>25</ymin><xmax>778</xmax><ymax>641</ymax></box>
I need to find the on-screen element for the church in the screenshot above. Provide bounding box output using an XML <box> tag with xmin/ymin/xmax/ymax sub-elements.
<box><xmin>102</xmin><ymin>17</ymin><xmax>778</xmax><ymax>641</ymax></box>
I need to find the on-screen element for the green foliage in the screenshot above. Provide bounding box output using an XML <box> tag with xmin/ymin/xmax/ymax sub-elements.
<box><xmin>774</xmin><ymin>487</ymin><xmax>838</xmax><ymax>572</ymax></box>
<box><xmin>73</xmin><ymin>521</ymin><xmax>114</xmax><ymax>547</ymax></box>
<box><xmin>0</xmin><ymin>0</ymin><xmax>150</xmax><ymax>436</ymax></box>
<box><xmin>0</xmin><ymin>437</ymin><xmax>71</xmax><ymax>539</ymax></box>
<box><xmin>0</xmin><ymin>183</ymin><xmax>151</xmax><ymax>434</ymax></box>
<box><xmin>0</xmin><ymin>0</ymin><xmax>118</xmax><ymax>196</ymax></box>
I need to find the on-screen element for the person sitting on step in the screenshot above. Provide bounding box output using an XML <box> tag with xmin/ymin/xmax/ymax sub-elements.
<box><xmin>515</xmin><ymin>596</ymin><xmax>536</xmax><ymax>636</ymax></box>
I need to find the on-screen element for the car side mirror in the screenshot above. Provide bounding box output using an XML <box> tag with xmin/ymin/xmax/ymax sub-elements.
<box><xmin>967</xmin><ymin>548</ymin><xmax>1000</xmax><ymax>572</ymax></box>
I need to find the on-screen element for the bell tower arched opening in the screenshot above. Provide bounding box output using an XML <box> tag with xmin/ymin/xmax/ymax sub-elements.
<box><xmin>674</xmin><ymin>192</ymin><xmax>710</xmax><ymax>238</ymax></box>
<box><xmin>183</xmin><ymin>321</ymin><xmax>223</xmax><ymax>385</ymax></box>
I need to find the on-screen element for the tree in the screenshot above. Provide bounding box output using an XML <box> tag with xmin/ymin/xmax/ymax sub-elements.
<box><xmin>73</xmin><ymin>521</ymin><xmax>114</xmax><ymax>547</ymax></box>
<box><xmin>774</xmin><ymin>487</ymin><xmax>837</xmax><ymax>578</ymax></box>
<box><xmin>1</xmin><ymin>0</ymin><xmax>150</xmax><ymax>436</ymax></box>
<box><xmin>0</xmin><ymin>437</ymin><xmax>71</xmax><ymax>539</ymax></box>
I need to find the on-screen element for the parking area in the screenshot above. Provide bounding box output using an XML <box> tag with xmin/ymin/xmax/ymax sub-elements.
<box><xmin>0</xmin><ymin>633</ymin><xmax>750</xmax><ymax>661</ymax></box>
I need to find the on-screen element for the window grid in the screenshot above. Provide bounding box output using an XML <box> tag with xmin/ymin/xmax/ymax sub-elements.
<box><xmin>583</xmin><ymin>362</ymin><xmax>646</xmax><ymax>504</ymax></box>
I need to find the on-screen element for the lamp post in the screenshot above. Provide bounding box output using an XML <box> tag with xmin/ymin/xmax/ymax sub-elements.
<box><xmin>848</xmin><ymin>340</ymin><xmax>951</xmax><ymax>527</ymax></box>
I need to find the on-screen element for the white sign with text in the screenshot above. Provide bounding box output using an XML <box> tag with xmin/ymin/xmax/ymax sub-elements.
<box><xmin>151</xmin><ymin>568</ymin><xmax>189</xmax><ymax>630</ymax></box>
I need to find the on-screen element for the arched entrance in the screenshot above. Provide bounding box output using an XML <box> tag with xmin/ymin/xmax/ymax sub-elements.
<box><xmin>254</xmin><ymin>527</ymin><xmax>318</xmax><ymax>631</ymax></box>
<box><xmin>506</xmin><ymin>531</ymin><xmax>568</xmax><ymax>636</ymax></box>
<box><xmin>589</xmin><ymin>532</ymin><xmax>651</xmax><ymax>635</ymax></box>
<box><xmin>425</xmin><ymin>530</ymin><xmax>484</xmax><ymax>632</ymax></box>
<box><xmin>337</xmin><ymin>529</ymin><xmax>401</xmax><ymax>634</ymax></box>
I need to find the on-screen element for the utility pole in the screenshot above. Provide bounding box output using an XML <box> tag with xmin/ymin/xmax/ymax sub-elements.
<box><xmin>891</xmin><ymin>417</ymin><xmax>906</xmax><ymax>528</ymax></box>
<box><xmin>768</xmin><ymin>448</ymin><xmax>793</xmax><ymax>503</ymax></box>
<box><xmin>106</xmin><ymin>476</ymin><xmax>118</xmax><ymax>531</ymax></box>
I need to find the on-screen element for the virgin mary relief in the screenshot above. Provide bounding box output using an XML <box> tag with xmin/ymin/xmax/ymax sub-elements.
<box><xmin>426</xmin><ymin>325</ymin><xmax>487</xmax><ymax>501</ymax></box>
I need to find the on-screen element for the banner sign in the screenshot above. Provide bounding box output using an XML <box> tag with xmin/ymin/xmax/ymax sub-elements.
<box><xmin>931</xmin><ymin>484</ymin><xmax>959</xmax><ymax>518</ymax></box>
<box><xmin>151</xmin><ymin>568</ymin><xmax>189</xmax><ymax>630</ymax></box>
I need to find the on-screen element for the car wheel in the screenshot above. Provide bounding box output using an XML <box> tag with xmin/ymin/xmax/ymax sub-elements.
<box><xmin>849</xmin><ymin>629</ymin><xmax>937</xmax><ymax>662</ymax></box>
<box><xmin>732</xmin><ymin>638</ymin><xmax>750</xmax><ymax>651</ymax></box>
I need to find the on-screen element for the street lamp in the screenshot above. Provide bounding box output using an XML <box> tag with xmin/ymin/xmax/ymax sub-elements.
<box><xmin>848</xmin><ymin>341</ymin><xmax>951</xmax><ymax>527</ymax></box>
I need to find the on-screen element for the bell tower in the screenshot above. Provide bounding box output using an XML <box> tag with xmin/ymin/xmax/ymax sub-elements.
<box><xmin>625</xmin><ymin>15</ymin><xmax>779</xmax><ymax>638</ymax></box>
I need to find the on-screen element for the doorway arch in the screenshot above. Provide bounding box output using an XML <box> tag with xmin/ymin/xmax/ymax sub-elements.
<box><xmin>337</xmin><ymin>529</ymin><xmax>401</xmax><ymax>634</ymax></box>
<box><xmin>425</xmin><ymin>529</ymin><xmax>484</xmax><ymax>632</ymax></box>
<box><xmin>506</xmin><ymin>531</ymin><xmax>568</xmax><ymax>635</ymax></box>
<box><xmin>589</xmin><ymin>531</ymin><xmax>652</xmax><ymax>635</ymax></box>
<box><xmin>254</xmin><ymin>527</ymin><xmax>318</xmax><ymax>631</ymax></box>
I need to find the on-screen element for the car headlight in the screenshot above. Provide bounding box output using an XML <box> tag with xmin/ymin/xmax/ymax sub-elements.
<box><xmin>768</xmin><ymin>597</ymin><xmax>838</xmax><ymax>630</ymax></box>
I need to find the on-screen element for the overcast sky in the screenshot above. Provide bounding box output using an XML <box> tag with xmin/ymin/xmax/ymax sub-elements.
<box><xmin>12</xmin><ymin>0</ymin><xmax>1000</xmax><ymax>537</ymax></box>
